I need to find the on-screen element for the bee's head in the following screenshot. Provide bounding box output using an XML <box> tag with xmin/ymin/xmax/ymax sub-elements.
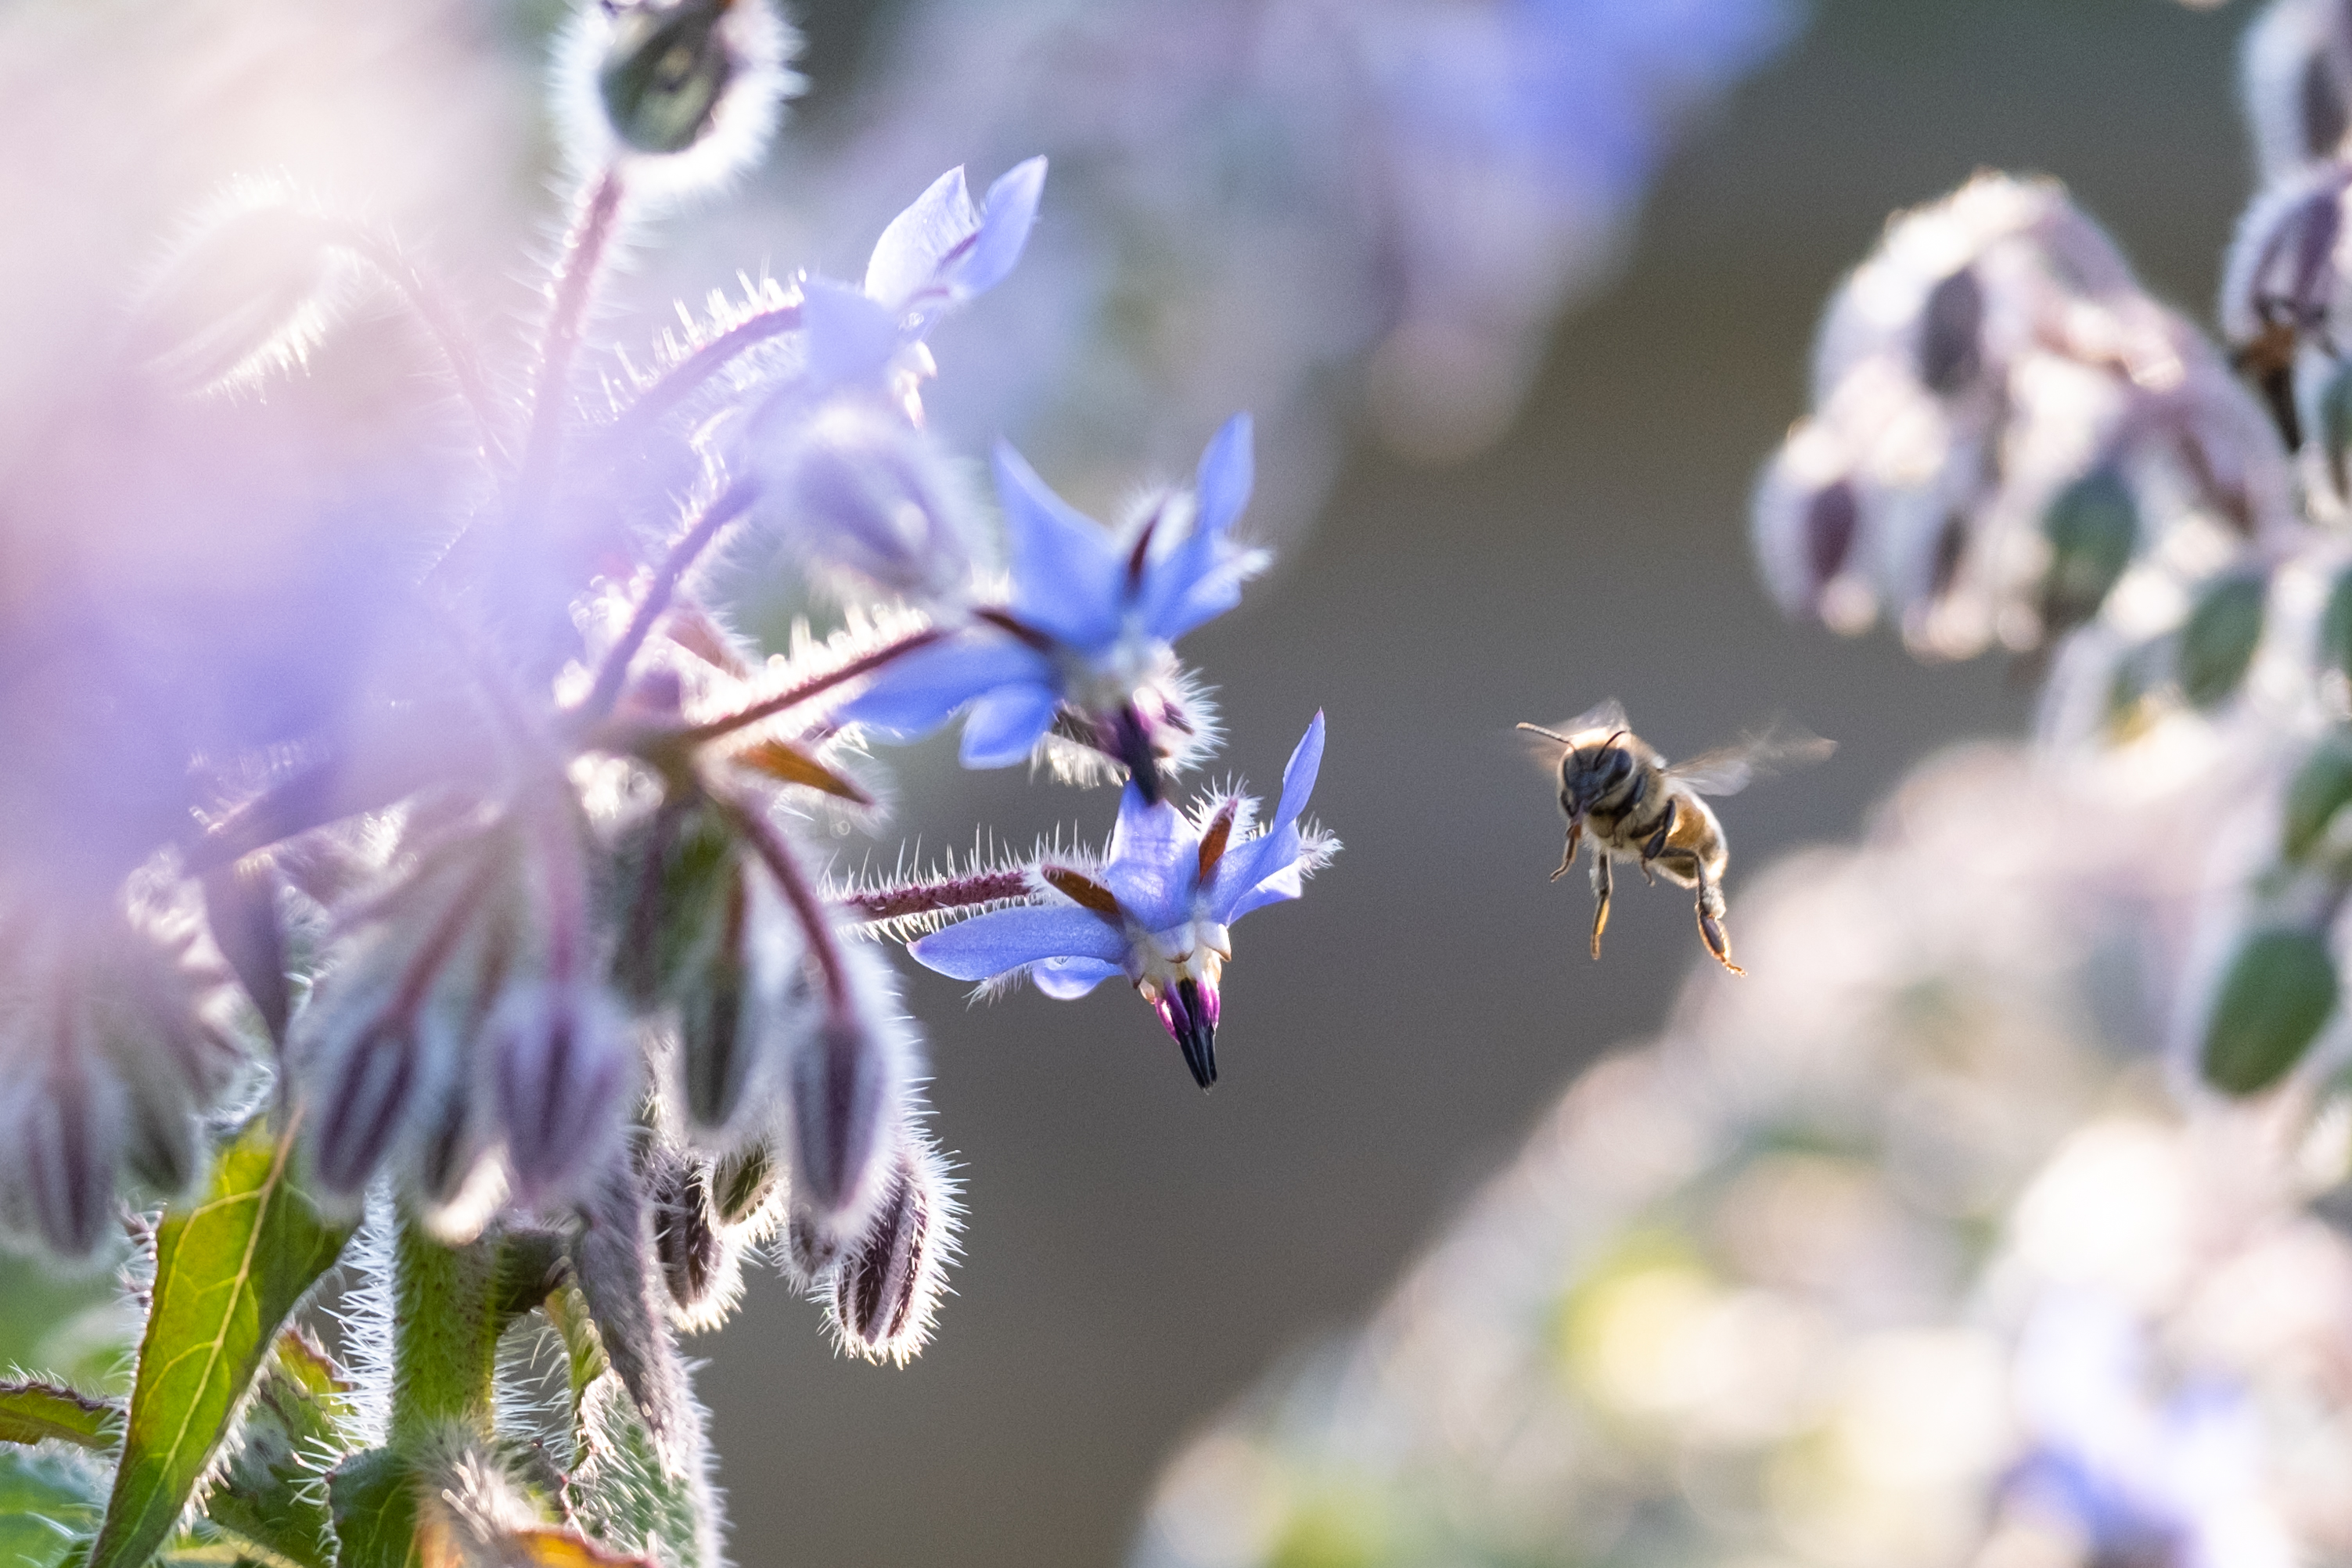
<box><xmin>1560</xmin><ymin>732</ymin><xmax>1635</xmax><ymax>816</ymax></box>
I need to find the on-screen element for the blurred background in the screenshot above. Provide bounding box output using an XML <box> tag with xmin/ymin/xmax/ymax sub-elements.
<box><xmin>0</xmin><ymin>0</ymin><xmax>2269</xmax><ymax>1563</ymax></box>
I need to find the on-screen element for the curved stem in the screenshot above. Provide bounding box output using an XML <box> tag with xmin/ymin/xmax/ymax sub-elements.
<box><xmin>574</xmin><ymin>479</ymin><xmax>761</xmax><ymax>725</ymax></box>
<box><xmin>602</xmin><ymin>300</ymin><xmax>805</xmax><ymax>455</ymax></box>
<box><xmin>679</xmin><ymin>626</ymin><xmax>949</xmax><ymax>747</ymax></box>
<box><xmin>518</xmin><ymin>168</ymin><xmax>628</xmax><ymax>518</ymax></box>
<box><xmin>716</xmin><ymin>791</ymin><xmax>852</xmax><ymax>1016</ymax></box>
<box><xmin>843</xmin><ymin>868</ymin><xmax>1032</xmax><ymax>925</ymax></box>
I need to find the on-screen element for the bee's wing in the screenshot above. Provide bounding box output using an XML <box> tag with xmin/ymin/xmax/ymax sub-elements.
<box><xmin>1516</xmin><ymin>698</ymin><xmax>1627</xmax><ymax>770</ymax></box>
<box><xmin>1667</xmin><ymin>723</ymin><xmax>1835</xmax><ymax>797</ymax></box>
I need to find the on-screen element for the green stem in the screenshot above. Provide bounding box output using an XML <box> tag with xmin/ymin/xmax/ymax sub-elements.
<box><xmin>389</xmin><ymin>1219</ymin><xmax>500</xmax><ymax>1448</ymax></box>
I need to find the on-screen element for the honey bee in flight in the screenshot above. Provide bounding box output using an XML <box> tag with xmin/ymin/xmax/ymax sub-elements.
<box><xmin>1518</xmin><ymin>701</ymin><xmax>1832</xmax><ymax>976</ymax></box>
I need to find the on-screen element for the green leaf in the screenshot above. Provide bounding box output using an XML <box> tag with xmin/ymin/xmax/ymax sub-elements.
<box><xmin>0</xmin><ymin>1447</ymin><xmax>106</xmax><ymax>1568</ymax></box>
<box><xmin>198</xmin><ymin>1332</ymin><xmax>354</xmax><ymax>1568</ymax></box>
<box><xmin>2203</xmin><ymin>926</ymin><xmax>2341</xmax><ymax>1095</ymax></box>
<box><xmin>2037</xmin><ymin>467</ymin><xmax>2137</xmax><ymax>635</ymax></box>
<box><xmin>2178</xmin><ymin>573</ymin><xmax>2267</xmax><ymax>710</ymax></box>
<box><xmin>325</xmin><ymin>1448</ymin><xmax>423</xmax><ymax>1568</ymax></box>
<box><xmin>570</xmin><ymin>1376</ymin><xmax>717</xmax><ymax>1568</ymax></box>
<box><xmin>89</xmin><ymin>1115</ymin><xmax>355</xmax><ymax>1568</ymax></box>
<box><xmin>2285</xmin><ymin>733</ymin><xmax>2352</xmax><ymax>864</ymax></box>
<box><xmin>0</xmin><ymin>1380</ymin><xmax>121</xmax><ymax>1451</ymax></box>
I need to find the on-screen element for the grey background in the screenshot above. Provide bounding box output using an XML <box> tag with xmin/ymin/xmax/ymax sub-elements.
<box><xmin>696</xmin><ymin>2</ymin><xmax>2251</xmax><ymax>1564</ymax></box>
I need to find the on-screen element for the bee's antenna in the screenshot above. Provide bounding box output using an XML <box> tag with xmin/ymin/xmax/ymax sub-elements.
<box><xmin>1516</xmin><ymin>722</ymin><xmax>1573</xmax><ymax>744</ymax></box>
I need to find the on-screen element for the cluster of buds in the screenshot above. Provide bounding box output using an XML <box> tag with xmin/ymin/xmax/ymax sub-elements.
<box><xmin>0</xmin><ymin>0</ymin><xmax>1340</xmax><ymax>1476</ymax></box>
<box><xmin>1752</xmin><ymin>172</ymin><xmax>2296</xmax><ymax>679</ymax></box>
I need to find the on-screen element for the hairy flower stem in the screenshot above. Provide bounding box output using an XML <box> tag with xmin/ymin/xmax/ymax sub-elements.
<box><xmin>318</xmin><ymin>218</ymin><xmax>509</xmax><ymax>470</ymax></box>
<box><xmin>575</xmin><ymin>480</ymin><xmax>761</xmax><ymax>725</ymax></box>
<box><xmin>846</xmin><ymin>869</ymin><xmax>1032</xmax><ymax>925</ymax></box>
<box><xmin>715</xmin><ymin>791</ymin><xmax>853</xmax><ymax>1017</ymax></box>
<box><xmin>680</xmin><ymin>628</ymin><xmax>950</xmax><ymax>747</ymax></box>
<box><xmin>390</xmin><ymin>1218</ymin><xmax>501</xmax><ymax>1446</ymax></box>
<box><xmin>603</xmin><ymin>300</ymin><xmax>807</xmax><ymax>456</ymax></box>
<box><xmin>518</xmin><ymin>167</ymin><xmax>627</xmax><ymax>525</ymax></box>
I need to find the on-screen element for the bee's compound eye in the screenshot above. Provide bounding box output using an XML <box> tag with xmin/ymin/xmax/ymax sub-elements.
<box><xmin>1601</xmin><ymin>746</ymin><xmax>1634</xmax><ymax>782</ymax></box>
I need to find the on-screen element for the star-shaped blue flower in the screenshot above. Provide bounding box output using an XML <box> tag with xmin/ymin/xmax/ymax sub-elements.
<box><xmin>799</xmin><ymin>157</ymin><xmax>1048</xmax><ymax>410</ymax></box>
<box><xmin>840</xmin><ymin>414</ymin><xmax>1268</xmax><ymax>798</ymax></box>
<box><xmin>908</xmin><ymin>713</ymin><xmax>1333</xmax><ymax>1088</ymax></box>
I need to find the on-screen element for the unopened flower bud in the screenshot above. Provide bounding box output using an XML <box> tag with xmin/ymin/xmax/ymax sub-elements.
<box><xmin>643</xmin><ymin>1143</ymin><xmax>739</xmax><ymax>1329</ymax></box>
<box><xmin>2200</xmin><ymin>923</ymin><xmax>2340</xmax><ymax>1095</ymax></box>
<box><xmin>710</xmin><ymin>1139</ymin><xmax>782</xmax><ymax>1230</ymax></box>
<box><xmin>677</xmin><ymin>867</ymin><xmax>755</xmax><ymax>1133</ymax></box>
<box><xmin>760</xmin><ymin>404</ymin><xmax>983</xmax><ymax>606</ymax></box>
<box><xmin>2037</xmin><ymin>467</ymin><xmax>2138</xmax><ymax>637</ymax></box>
<box><xmin>598</xmin><ymin>0</ymin><xmax>740</xmax><ymax>155</ymax></box>
<box><xmin>2284</xmin><ymin>732</ymin><xmax>2352</xmax><ymax>863</ymax></box>
<box><xmin>311</xmin><ymin>1019</ymin><xmax>421</xmax><ymax>1199</ymax></box>
<box><xmin>1915</xmin><ymin>266</ymin><xmax>1985</xmax><ymax>395</ymax></box>
<box><xmin>491</xmin><ymin>982</ymin><xmax>631</xmax><ymax>1205</ymax></box>
<box><xmin>10</xmin><ymin>1052</ymin><xmax>127</xmax><ymax>1258</ymax></box>
<box><xmin>2243</xmin><ymin>0</ymin><xmax>2352</xmax><ymax>178</ymax></box>
<box><xmin>610</xmin><ymin>800</ymin><xmax>737</xmax><ymax>1010</ymax></box>
<box><xmin>786</xmin><ymin>1012</ymin><xmax>898</xmax><ymax>1232</ymax></box>
<box><xmin>2178</xmin><ymin>572</ymin><xmax>2268</xmax><ymax>710</ymax></box>
<box><xmin>557</xmin><ymin>0</ymin><xmax>800</xmax><ymax>200</ymax></box>
<box><xmin>830</xmin><ymin>1142</ymin><xmax>954</xmax><ymax>1366</ymax></box>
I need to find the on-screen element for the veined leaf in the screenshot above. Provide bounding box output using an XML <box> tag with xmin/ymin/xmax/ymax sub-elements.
<box><xmin>90</xmin><ymin>1115</ymin><xmax>354</xmax><ymax>1568</ymax></box>
<box><xmin>199</xmin><ymin>1330</ymin><xmax>354</xmax><ymax>1568</ymax></box>
<box><xmin>0</xmin><ymin>1380</ymin><xmax>120</xmax><ymax>1450</ymax></box>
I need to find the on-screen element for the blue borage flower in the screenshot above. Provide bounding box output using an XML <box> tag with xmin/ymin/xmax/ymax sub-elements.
<box><xmin>840</xmin><ymin>414</ymin><xmax>1268</xmax><ymax>798</ymax></box>
<box><xmin>907</xmin><ymin>714</ymin><xmax>1334</xmax><ymax>1088</ymax></box>
<box><xmin>800</xmin><ymin>156</ymin><xmax>1048</xmax><ymax>416</ymax></box>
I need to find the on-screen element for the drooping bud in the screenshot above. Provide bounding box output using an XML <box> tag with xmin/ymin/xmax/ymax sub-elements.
<box><xmin>2037</xmin><ymin>467</ymin><xmax>2138</xmax><ymax>637</ymax></box>
<box><xmin>201</xmin><ymin>857</ymin><xmax>290</xmax><ymax>1048</ymax></box>
<box><xmin>710</xmin><ymin>1139</ymin><xmax>782</xmax><ymax>1230</ymax></box>
<box><xmin>2177</xmin><ymin>572</ymin><xmax>2268</xmax><ymax>709</ymax></box>
<box><xmin>676</xmin><ymin>865</ymin><xmax>754</xmax><ymax>1132</ymax></box>
<box><xmin>2283</xmin><ymin>731</ymin><xmax>2352</xmax><ymax>863</ymax></box>
<box><xmin>758</xmin><ymin>403</ymin><xmax>984</xmax><ymax>606</ymax></box>
<box><xmin>311</xmin><ymin>1020</ymin><xmax>422</xmax><ymax>1199</ymax></box>
<box><xmin>642</xmin><ymin>1143</ymin><xmax>740</xmax><ymax>1332</ymax></box>
<box><xmin>786</xmin><ymin>1013</ymin><xmax>898</xmax><ymax>1233</ymax></box>
<box><xmin>610</xmin><ymin>800</ymin><xmax>736</xmax><ymax>1012</ymax></box>
<box><xmin>2243</xmin><ymin>0</ymin><xmax>2352</xmax><ymax>178</ymax></box>
<box><xmin>9</xmin><ymin>1047</ymin><xmax>128</xmax><ymax>1259</ymax></box>
<box><xmin>598</xmin><ymin>0</ymin><xmax>740</xmax><ymax>155</ymax></box>
<box><xmin>2200</xmin><ymin>923</ymin><xmax>2340</xmax><ymax>1095</ymax></box>
<box><xmin>491</xmin><ymin>982</ymin><xmax>631</xmax><ymax>1207</ymax></box>
<box><xmin>829</xmin><ymin>1142</ymin><xmax>955</xmax><ymax>1366</ymax></box>
<box><xmin>1916</xmin><ymin>266</ymin><xmax>1986</xmax><ymax>395</ymax></box>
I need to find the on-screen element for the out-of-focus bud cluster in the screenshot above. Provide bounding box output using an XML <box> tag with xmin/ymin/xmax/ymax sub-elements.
<box><xmin>1134</xmin><ymin>746</ymin><xmax>2352</xmax><ymax>1568</ymax></box>
<box><xmin>1753</xmin><ymin>172</ymin><xmax>2295</xmax><ymax>665</ymax></box>
<box><xmin>554</xmin><ymin>0</ymin><xmax>804</xmax><ymax>201</ymax></box>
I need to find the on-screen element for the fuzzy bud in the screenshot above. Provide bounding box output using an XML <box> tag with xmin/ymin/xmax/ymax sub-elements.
<box><xmin>491</xmin><ymin>982</ymin><xmax>631</xmax><ymax>1207</ymax></box>
<box><xmin>759</xmin><ymin>403</ymin><xmax>984</xmax><ymax>606</ymax></box>
<box><xmin>2200</xmin><ymin>923</ymin><xmax>2340</xmax><ymax>1095</ymax></box>
<box><xmin>829</xmin><ymin>1142</ymin><xmax>954</xmax><ymax>1366</ymax></box>
<box><xmin>2177</xmin><ymin>572</ymin><xmax>2268</xmax><ymax>709</ymax></box>
<box><xmin>642</xmin><ymin>1143</ymin><xmax>740</xmax><ymax>1330</ymax></box>
<box><xmin>710</xmin><ymin>1139</ymin><xmax>782</xmax><ymax>1230</ymax></box>
<box><xmin>556</xmin><ymin>0</ymin><xmax>800</xmax><ymax>201</ymax></box>
<box><xmin>676</xmin><ymin>866</ymin><xmax>756</xmax><ymax>1133</ymax></box>
<box><xmin>786</xmin><ymin>1013</ymin><xmax>898</xmax><ymax>1233</ymax></box>
<box><xmin>9</xmin><ymin>1049</ymin><xmax>128</xmax><ymax>1258</ymax></box>
<box><xmin>2037</xmin><ymin>467</ymin><xmax>2138</xmax><ymax>637</ymax></box>
<box><xmin>1915</xmin><ymin>265</ymin><xmax>1986</xmax><ymax>395</ymax></box>
<box><xmin>311</xmin><ymin>1019</ymin><xmax>423</xmax><ymax>1198</ymax></box>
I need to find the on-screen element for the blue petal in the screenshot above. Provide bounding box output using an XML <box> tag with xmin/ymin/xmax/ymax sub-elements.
<box><xmin>862</xmin><ymin>166</ymin><xmax>976</xmax><ymax>311</ymax></box>
<box><xmin>800</xmin><ymin>278</ymin><xmax>901</xmax><ymax>389</ymax></box>
<box><xmin>1147</xmin><ymin>543</ymin><xmax>1271</xmax><ymax>642</ymax></box>
<box><xmin>837</xmin><ymin>636</ymin><xmax>1054</xmax><ymax>738</ymax></box>
<box><xmin>1193</xmin><ymin>413</ymin><xmax>1254</xmax><ymax>538</ymax></box>
<box><xmin>1207</xmin><ymin>714</ymin><xmax>1328</xmax><ymax>922</ymax></box>
<box><xmin>959</xmin><ymin>682</ymin><xmax>1060</xmax><ymax>768</ymax></box>
<box><xmin>1032</xmin><ymin>956</ymin><xmax>1121</xmax><ymax>998</ymax></box>
<box><xmin>953</xmin><ymin>156</ymin><xmax>1047</xmax><ymax>301</ymax></box>
<box><xmin>1102</xmin><ymin>785</ymin><xmax>1198</xmax><ymax>930</ymax></box>
<box><xmin>912</xmin><ymin>906</ymin><xmax>1127</xmax><ymax>981</ymax></box>
<box><xmin>996</xmin><ymin>441</ymin><xmax>1124</xmax><ymax>649</ymax></box>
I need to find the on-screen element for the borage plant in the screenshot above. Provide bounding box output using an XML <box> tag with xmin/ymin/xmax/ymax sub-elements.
<box><xmin>0</xmin><ymin>4</ymin><xmax>1337</xmax><ymax>1566</ymax></box>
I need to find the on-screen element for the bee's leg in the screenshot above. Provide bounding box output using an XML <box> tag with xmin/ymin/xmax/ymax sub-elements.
<box><xmin>1638</xmin><ymin>798</ymin><xmax>1678</xmax><ymax>886</ymax></box>
<box><xmin>1589</xmin><ymin>851</ymin><xmax>1613</xmax><ymax>959</ymax></box>
<box><xmin>1550</xmin><ymin>818</ymin><xmax>1582</xmax><ymax>883</ymax></box>
<box><xmin>1694</xmin><ymin>872</ymin><xmax>1744</xmax><ymax>976</ymax></box>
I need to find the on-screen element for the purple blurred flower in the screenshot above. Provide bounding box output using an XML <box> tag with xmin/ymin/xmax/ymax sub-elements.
<box><xmin>841</xmin><ymin>414</ymin><xmax>1266</xmax><ymax>796</ymax></box>
<box><xmin>909</xmin><ymin>713</ymin><xmax>1334</xmax><ymax>1088</ymax></box>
